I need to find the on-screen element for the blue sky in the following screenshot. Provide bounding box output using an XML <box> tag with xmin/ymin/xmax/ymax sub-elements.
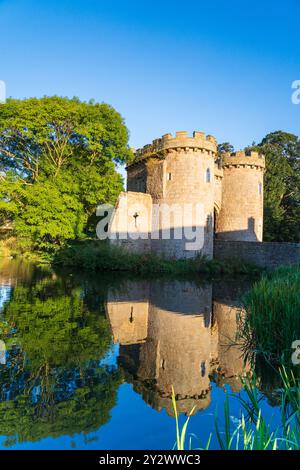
<box><xmin>0</xmin><ymin>0</ymin><xmax>299</xmax><ymax>150</ymax></box>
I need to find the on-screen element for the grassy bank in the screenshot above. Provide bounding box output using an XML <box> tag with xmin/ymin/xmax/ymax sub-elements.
<box><xmin>241</xmin><ymin>266</ymin><xmax>300</xmax><ymax>365</ymax></box>
<box><xmin>52</xmin><ymin>240</ymin><xmax>261</xmax><ymax>276</ymax></box>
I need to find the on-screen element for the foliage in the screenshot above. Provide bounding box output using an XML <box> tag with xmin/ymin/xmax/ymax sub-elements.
<box><xmin>171</xmin><ymin>386</ymin><xmax>197</xmax><ymax>450</ymax></box>
<box><xmin>217</xmin><ymin>142</ymin><xmax>235</xmax><ymax>168</ymax></box>
<box><xmin>0</xmin><ymin>272</ymin><xmax>121</xmax><ymax>445</ymax></box>
<box><xmin>172</xmin><ymin>369</ymin><xmax>300</xmax><ymax>450</ymax></box>
<box><xmin>53</xmin><ymin>240</ymin><xmax>262</xmax><ymax>276</ymax></box>
<box><xmin>0</xmin><ymin>96</ymin><xmax>132</xmax><ymax>251</ymax></box>
<box><xmin>3</xmin><ymin>277</ymin><xmax>111</xmax><ymax>367</ymax></box>
<box><xmin>241</xmin><ymin>266</ymin><xmax>300</xmax><ymax>366</ymax></box>
<box><xmin>0</xmin><ymin>360</ymin><xmax>120</xmax><ymax>446</ymax></box>
<box><xmin>217</xmin><ymin>142</ymin><xmax>234</xmax><ymax>155</ymax></box>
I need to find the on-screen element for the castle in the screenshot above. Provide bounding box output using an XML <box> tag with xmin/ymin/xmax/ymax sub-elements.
<box><xmin>109</xmin><ymin>131</ymin><xmax>265</xmax><ymax>259</ymax></box>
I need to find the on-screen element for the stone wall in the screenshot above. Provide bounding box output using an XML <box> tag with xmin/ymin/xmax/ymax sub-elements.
<box><xmin>127</xmin><ymin>163</ymin><xmax>147</xmax><ymax>193</ymax></box>
<box><xmin>213</xmin><ymin>164</ymin><xmax>223</xmax><ymax>214</ymax></box>
<box><xmin>214</xmin><ymin>240</ymin><xmax>300</xmax><ymax>268</ymax></box>
<box><xmin>109</xmin><ymin>191</ymin><xmax>152</xmax><ymax>253</ymax></box>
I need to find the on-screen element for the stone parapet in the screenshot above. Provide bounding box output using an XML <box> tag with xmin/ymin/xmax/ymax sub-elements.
<box><xmin>222</xmin><ymin>151</ymin><xmax>265</xmax><ymax>170</ymax></box>
<box><xmin>127</xmin><ymin>131</ymin><xmax>218</xmax><ymax>167</ymax></box>
<box><xmin>214</xmin><ymin>164</ymin><xmax>223</xmax><ymax>179</ymax></box>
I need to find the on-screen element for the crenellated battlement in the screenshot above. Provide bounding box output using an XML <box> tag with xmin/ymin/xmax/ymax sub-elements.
<box><xmin>129</xmin><ymin>131</ymin><xmax>218</xmax><ymax>166</ymax></box>
<box><xmin>221</xmin><ymin>151</ymin><xmax>265</xmax><ymax>170</ymax></box>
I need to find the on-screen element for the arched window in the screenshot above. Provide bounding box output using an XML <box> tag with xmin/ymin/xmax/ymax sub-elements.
<box><xmin>206</xmin><ymin>168</ymin><xmax>211</xmax><ymax>183</ymax></box>
<box><xmin>258</xmin><ymin>182</ymin><xmax>262</xmax><ymax>195</ymax></box>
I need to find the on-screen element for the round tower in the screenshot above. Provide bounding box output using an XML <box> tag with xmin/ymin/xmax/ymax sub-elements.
<box><xmin>127</xmin><ymin>131</ymin><xmax>218</xmax><ymax>259</ymax></box>
<box><xmin>216</xmin><ymin>151</ymin><xmax>265</xmax><ymax>241</ymax></box>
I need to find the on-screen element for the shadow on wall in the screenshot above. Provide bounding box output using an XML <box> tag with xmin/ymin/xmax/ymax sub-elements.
<box><xmin>108</xmin><ymin>219</ymin><xmax>259</xmax><ymax>259</ymax></box>
<box><xmin>109</xmin><ymin>223</ymin><xmax>212</xmax><ymax>258</ymax></box>
<box><xmin>214</xmin><ymin>217</ymin><xmax>259</xmax><ymax>242</ymax></box>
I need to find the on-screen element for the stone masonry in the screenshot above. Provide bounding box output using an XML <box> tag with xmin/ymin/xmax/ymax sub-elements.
<box><xmin>110</xmin><ymin>131</ymin><xmax>300</xmax><ymax>267</ymax></box>
<box><xmin>109</xmin><ymin>130</ymin><xmax>267</xmax><ymax>260</ymax></box>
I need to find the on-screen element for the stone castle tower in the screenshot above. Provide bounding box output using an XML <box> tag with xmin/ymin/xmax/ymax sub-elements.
<box><xmin>109</xmin><ymin>131</ymin><xmax>265</xmax><ymax>259</ymax></box>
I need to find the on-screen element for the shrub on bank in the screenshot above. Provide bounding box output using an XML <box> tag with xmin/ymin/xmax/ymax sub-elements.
<box><xmin>52</xmin><ymin>240</ymin><xmax>261</xmax><ymax>276</ymax></box>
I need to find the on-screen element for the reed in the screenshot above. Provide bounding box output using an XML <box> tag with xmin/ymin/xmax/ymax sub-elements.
<box><xmin>241</xmin><ymin>266</ymin><xmax>300</xmax><ymax>365</ymax></box>
<box><xmin>172</xmin><ymin>368</ymin><xmax>300</xmax><ymax>450</ymax></box>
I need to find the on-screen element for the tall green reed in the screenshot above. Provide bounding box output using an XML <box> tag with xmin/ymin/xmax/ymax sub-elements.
<box><xmin>172</xmin><ymin>368</ymin><xmax>300</xmax><ymax>450</ymax></box>
<box><xmin>241</xmin><ymin>266</ymin><xmax>300</xmax><ymax>366</ymax></box>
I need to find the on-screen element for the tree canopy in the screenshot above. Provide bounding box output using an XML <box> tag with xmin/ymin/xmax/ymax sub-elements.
<box><xmin>217</xmin><ymin>142</ymin><xmax>234</xmax><ymax>155</ymax></box>
<box><xmin>0</xmin><ymin>96</ymin><xmax>132</xmax><ymax>251</ymax></box>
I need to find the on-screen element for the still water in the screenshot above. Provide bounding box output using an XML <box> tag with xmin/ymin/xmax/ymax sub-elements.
<box><xmin>0</xmin><ymin>259</ymin><xmax>281</xmax><ymax>450</ymax></box>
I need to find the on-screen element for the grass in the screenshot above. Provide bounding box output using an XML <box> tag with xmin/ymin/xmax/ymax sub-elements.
<box><xmin>241</xmin><ymin>266</ymin><xmax>300</xmax><ymax>366</ymax></box>
<box><xmin>52</xmin><ymin>239</ymin><xmax>261</xmax><ymax>276</ymax></box>
<box><xmin>172</xmin><ymin>368</ymin><xmax>300</xmax><ymax>450</ymax></box>
<box><xmin>171</xmin><ymin>386</ymin><xmax>197</xmax><ymax>450</ymax></box>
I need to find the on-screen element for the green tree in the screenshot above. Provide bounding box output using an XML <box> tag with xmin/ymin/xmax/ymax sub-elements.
<box><xmin>217</xmin><ymin>142</ymin><xmax>235</xmax><ymax>168</ymax></box>
<box><xmin>217</xmin><ymin>142</ymin><xmax>234</xmax><ymax>156</ymax></box>
<box><xmin>0</xmin><ymin>96</ymin><xmax>132</xmax><ymax>250</ymax></box>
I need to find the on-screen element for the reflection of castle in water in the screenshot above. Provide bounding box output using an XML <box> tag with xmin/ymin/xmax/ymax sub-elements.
<box><xmin>105</xmin><ymin>280</ymin><xmax>251</xmax><ymax>416</ymax></box>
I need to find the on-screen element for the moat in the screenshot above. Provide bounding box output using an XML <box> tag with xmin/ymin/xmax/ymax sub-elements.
<box><xmin>0</xmin><ymin>259</ymin><xmax>282</xmax><ymax>450</ymax></box>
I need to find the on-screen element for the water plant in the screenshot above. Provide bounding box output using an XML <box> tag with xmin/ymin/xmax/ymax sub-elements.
<box><xmin>171</xmin><ymin>386</ymin><xmax>198</xmax><ymax>450</ymax></box>
<box><xmin>172</xmin><ymin>368</ymin><xmax>300</xmax><ymax>450</ymax></box>
<box><xmin>241</xmin><ymin>266</ymin><xmax>300</xmax><ymax>366</ymax></box>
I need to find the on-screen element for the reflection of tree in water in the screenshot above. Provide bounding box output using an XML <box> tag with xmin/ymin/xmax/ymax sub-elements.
<box><xmin>0</xmin><ymin>276</ymin><xmax>121</xmax><ymax>447</ymax></box>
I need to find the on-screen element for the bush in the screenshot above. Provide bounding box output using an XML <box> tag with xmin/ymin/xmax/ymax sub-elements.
<box><xmin>53</xmin><ymin>240</ymin><xmax>262</xmax><ymax>276</ymax></box>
